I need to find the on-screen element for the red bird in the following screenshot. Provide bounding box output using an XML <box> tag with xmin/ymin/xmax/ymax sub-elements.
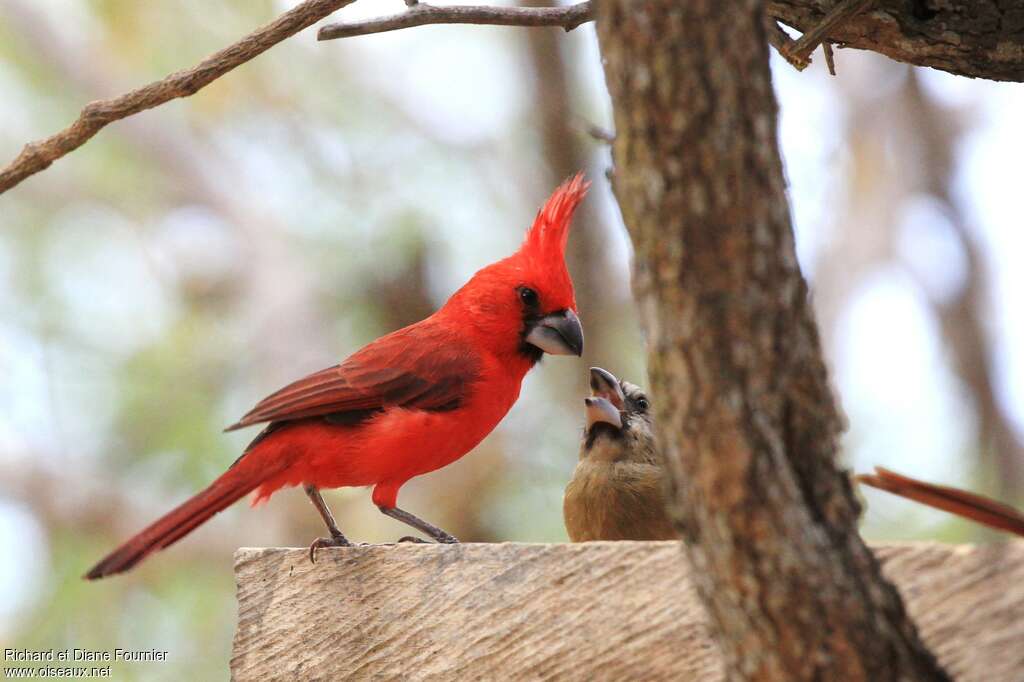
<box><xmin>86</xmin><ymin>175</ymin><xmax>589</xmax><ymax>579</ymax></box>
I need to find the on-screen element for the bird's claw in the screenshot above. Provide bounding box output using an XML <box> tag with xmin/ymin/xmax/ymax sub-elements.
<box><xmin>396</xmin><ymin>534</ymin><xmax>459</xmax><ymax>544</ymax></box>
<box><xmin>308</xmin><ymin>533</ymin><xmax>352</xmax><ymax>564</ymax></box>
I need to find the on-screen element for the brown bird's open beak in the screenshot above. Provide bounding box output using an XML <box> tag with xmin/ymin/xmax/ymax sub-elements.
<box><xmin>585</xmin><ymin>367</ymin><xmax>625</xmax><ymax>430</ymax></box>
<box><xmin>585</xmin><ymin>396</ymin><xmax>622</xmax><ymax>429</ymax></box>
<box><xmin>589</xmin><ymin>367</ymin><xmax>625</xmax><ymax>410</ymax></box>
<box><xmin>525</xmin><ymin>309</ymin><xmax>584</xmax><ymax>356</ymax></box>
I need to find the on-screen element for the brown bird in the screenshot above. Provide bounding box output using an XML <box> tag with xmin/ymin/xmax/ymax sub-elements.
<box><xmin>563</xmin><ymin>367</ymin><xmax>678</xmax><ymax>541</ymax></box>
<box><xmin>857</xmin><ymin>466</ymin><xmax>1024</xmax><ymax>537</ymax></box>
<box><xmin>562</xmin><ymin>369</ymin><xmax>1024</xmax><ymax>543</ymax></box>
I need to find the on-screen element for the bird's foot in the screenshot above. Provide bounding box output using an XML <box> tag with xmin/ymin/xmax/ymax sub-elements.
<box><xmin>308</xmin><ymin>532</ymin><xmax>352</xmax><ymax>564</ymax></box>
<box><xmin>434</xmin><ymin>530</ymin><xmax>459</xmax><ymax>544</ymax></box>
<box><xmin>396</xmin><ymin>533</ymin><xmax>459</xmax><ymax>544</ymax></box>
<box><xmin>378</xmin><ymin>506</ymin><xmax>460</xmax><ymax>544</ymax></box>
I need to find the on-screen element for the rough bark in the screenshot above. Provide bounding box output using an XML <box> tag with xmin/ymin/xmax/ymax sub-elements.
<box><xmin>767</xmin><ymin>0</ymin><xmax>1024</xmax><ymax>81</ymax></box>
<box><xmin>595</xmin><ymin>2</ymin><xmax>948</xmax><ymax>680</ymax></box>
<box><xmin>231</xmin><ymin>542</ymin><xmax>1024</xmax><ymax>681</ymax></box>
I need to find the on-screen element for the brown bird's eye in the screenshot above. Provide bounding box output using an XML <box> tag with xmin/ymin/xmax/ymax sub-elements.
<box><xmin>519</xmin><ymin>287</ymin><xmax>539</xmax><ymax>307</ymax></box>
<box><xmin>636</xmin><ymin>397</ymin><xmax>650</xmax><ymax>412</ymax></box>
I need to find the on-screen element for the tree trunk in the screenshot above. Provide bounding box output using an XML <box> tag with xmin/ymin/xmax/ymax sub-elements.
<box><xmin>594</xmin><ymin>1</ymin><xmax>949</xmax><ymax>679</ymax></box>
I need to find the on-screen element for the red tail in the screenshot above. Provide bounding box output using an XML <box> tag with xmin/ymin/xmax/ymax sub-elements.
<box><xmin>857</xmin><ymin>466</ymin><xmax>1024</xmax><ymax>538</ymax></box>
<box><xmin>85</xmin><ymin>447</ymin><xmax>283</xmax><ymax>580</ymax></box>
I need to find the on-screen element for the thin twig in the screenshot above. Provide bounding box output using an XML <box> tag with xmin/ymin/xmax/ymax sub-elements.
<box><xmin>318</xmin><ymin>2</ymin><xmax>592</xmax><ymax>41</ymax></box>
<box><xmin>779</xmin><ymin>0</ymin><xmax>874</xmax><ymax>70</ymax></box>
<box><xmin>0</xmin><ymin>0</ymin><xmax>356</xmax><ymax>196</ymax></box>
<box><xmin>823</xmin><ymin>42</ymin><xmax>837</xmax><ymax>75</ymax></box>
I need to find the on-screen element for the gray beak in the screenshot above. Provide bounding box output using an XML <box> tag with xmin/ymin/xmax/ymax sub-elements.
<box><xmin>589</xmin><ymin>367</ymin><xmax>625</xmax><ymax>410</ymax></box>
<box><xmin>525</xmin><ymin>309</ymin><xmax>584</xmax><ymax>357</ymax></box>
<box><xmin>585</xmin><ymin>396</ymin><xmax>622</xmax><ymax>429</ymax></box>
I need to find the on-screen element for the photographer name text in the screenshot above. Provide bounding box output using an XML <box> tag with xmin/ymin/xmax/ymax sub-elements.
<box><xmin>4</xmin><ymin>648</ymin><xmax>167</xmax><ymax>663</ymax></box>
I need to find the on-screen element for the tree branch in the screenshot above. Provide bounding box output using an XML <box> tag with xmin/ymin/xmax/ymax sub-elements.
<box><xmin>0</xmin><ymin>0</ymin><xmax>356</xmax><ymax>196</ymax></box>
<box><xmin>767</xmin><ymin>0</ymin><xmax>1024</xmax><ymax>81</ymax></box>
<box><xmin>5</xmin><ymin>0</ymin><xmax>1022</xmax><ymax>197</ymax></box>
<box><xmin>317</xmin><ymin>2</ymin><xmax>592</xmax><ymax>41</ymax></box>
<box><xmin>778</xmin><ymin>0</ymin><xmax>873</xmax><ymax>70</ymax></box>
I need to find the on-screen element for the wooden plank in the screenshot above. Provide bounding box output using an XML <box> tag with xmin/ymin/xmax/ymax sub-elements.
<box><xmin>231</xmin><ymin>542</ymin><xmax>1024</xmax><ymax>681</ymax></box>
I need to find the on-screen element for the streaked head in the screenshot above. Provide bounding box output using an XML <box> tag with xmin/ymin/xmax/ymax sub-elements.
<box><xmin>582</xmin><ymin>367</ymin><xmax>656</xmax><ymax>463</ymax></box>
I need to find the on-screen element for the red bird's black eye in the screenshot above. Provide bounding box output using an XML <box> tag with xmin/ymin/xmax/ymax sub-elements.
<box><xmin>519</xmin><ymin>287</ymin><xmax>539</xmax><ymax>307</ymax></box>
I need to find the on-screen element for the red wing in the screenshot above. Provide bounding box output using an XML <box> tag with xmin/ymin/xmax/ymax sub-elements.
<box><xmin>857</xmin><ymin>467</ymin><xmax>1024</xmax><ymax>537</ymax></box>
<box><xmin>225</xmin><ymin>326</ymin><xmax>480</xmax><ymax>431</ymax></box>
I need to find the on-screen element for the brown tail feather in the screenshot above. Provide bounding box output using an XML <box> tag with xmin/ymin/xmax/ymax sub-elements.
<box><xmin>85</xmin><ymin>457</ymin><xmax>275</xmax><ymax>580</ymax></box>
<box><xmin>857</xmin><ymin>466</ymin><xmax>1024</xmax><ymax>538</ymax></box>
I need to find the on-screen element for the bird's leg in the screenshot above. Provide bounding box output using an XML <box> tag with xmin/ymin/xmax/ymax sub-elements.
<box><xmin>379</xmin><ymin>506</ymin><xmax>459</xmax><ymax>544</ymax></box>
<box><xmin>304</xmin><ymin>485</ymin><xmax>352</xmax><ymax>563</ymax></box>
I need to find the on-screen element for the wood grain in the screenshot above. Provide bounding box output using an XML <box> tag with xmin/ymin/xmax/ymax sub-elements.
<box><xmin>232</xmin><ymin>541</ymin><xmax>1024</xmax><ymax>681</ymax></box>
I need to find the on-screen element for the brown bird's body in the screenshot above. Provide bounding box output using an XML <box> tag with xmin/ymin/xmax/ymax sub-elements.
<box><xmin>562</xmin><ymin>370</ymin><xmax>1024</xmax><ymax>544</ymax></box>
<box><xmin>563</xmin><ymin>368</ymin><xmax>678</xmax><ymax>541</ymax></box>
